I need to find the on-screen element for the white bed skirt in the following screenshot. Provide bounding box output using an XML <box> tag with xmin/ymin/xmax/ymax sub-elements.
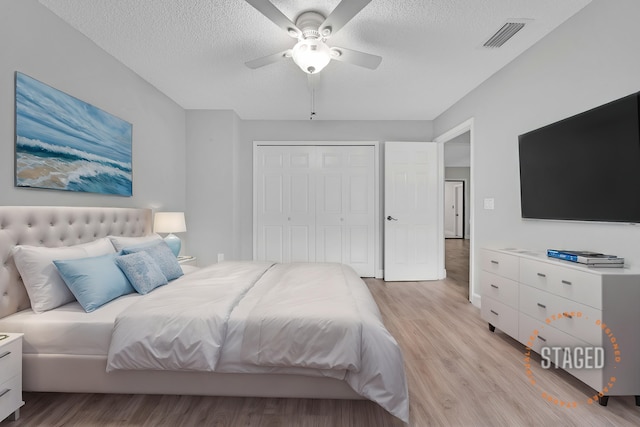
<box><xmin>23</xmin><ymin>354</ymin><xmax>362</xmax><ymax>399</ymax></box>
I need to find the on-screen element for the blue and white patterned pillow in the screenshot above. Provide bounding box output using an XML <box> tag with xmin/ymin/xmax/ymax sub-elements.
<box><xmin>122</xmin><ymin>240</ymin><xmax>183</xmax><ymax>281</ymax></box>
<box><xmin>115</xmin><ymin>252</ymin><xmax>168</xmax><ymax>294</ymax></box>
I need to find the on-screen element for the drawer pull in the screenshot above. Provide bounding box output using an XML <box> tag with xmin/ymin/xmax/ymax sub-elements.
<box><xmin>0</xmin><ymin>351</ymin><xmax>10</xmax><ymax>359</ymax></box>
<box><xmin>0</xmin><ymin>389</ymin><xmax>10</xmax><ymax>398</ymax></box>
<box><xmin>537</xmin><ymin>303</ymin><xmax>547</xmax><ymax>309</ymax></box>
<box><xmin>490</xmin><ymin>284</ymin><xmax>499</xmax><ymax>289</ymax></box>
<box><xmin>490</xmin><ymin>260</ymin><xmax>499</xmax><ymax>265</ymax></box>
<box><xmin>561</xmin><ymin>280</ymin><xmax>572</xmax><ymax>285</ymax></box>
<box><xmin>537</xmin><ymin>335</ymin><xmax>547</xmax><ymax>342</ymax></box>
<box><xmin>537</xmin><ymin>272</ymin><xmax>547</xmax><ymax>278</ymax></box>
<box><xmin>490</xmin><ymin>309</ymin><xmax>499</xmax><ymax>316</ymax></box>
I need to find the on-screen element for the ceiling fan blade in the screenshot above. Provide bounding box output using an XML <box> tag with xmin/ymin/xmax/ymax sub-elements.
<box><xmin>330</xmin><ymin>47</ymin><xmax>382</xmax><ymax>70</ymax></box>
<box><xmin>245</xmin><ymin>0</ymin><xmax>301</xmax><ymax>38</ymax></box>
<box><xmin>245</xmin><ymin>50</ymin><xmax>291</xmax><ymax>69</ymax></box>
<box><xmin>319</xmin><ymin>0</ymin><xmax>372</xmax><ymax>38</ymax></box>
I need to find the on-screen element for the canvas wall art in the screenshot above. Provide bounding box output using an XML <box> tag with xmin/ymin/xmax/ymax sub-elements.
<box><xmin>14</xmin><ymin>72</ymin><xmax>133</xmax><ymax>196</ymax></box>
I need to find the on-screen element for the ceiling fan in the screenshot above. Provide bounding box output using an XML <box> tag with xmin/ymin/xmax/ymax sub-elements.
<box><xmin>244</xmin><ymin>0</ymin><xmax>382</xmax><ymax>74</ymax></box>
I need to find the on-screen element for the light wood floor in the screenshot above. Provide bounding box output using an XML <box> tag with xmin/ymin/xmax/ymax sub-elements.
<box><xmin>445</xmin><ymin>238</ymin><xmax>470</xmax><ymax>300</ymax></box>
<box><xmin>4</xmin><ymin>261</ymin><xmax>640</xmax><ymax>426</ymax></box>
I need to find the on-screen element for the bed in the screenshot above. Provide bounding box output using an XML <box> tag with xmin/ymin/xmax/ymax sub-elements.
<box><xmin>0</xmin><ymin>206</ymin><xmax>408</xmax><ymax>422</ymax></box>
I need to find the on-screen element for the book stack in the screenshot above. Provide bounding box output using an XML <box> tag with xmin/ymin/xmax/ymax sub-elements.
<box><xmin>547</xmin><ymin>249</ymin><xmax>624</xmax><ymax>268</ymax></box>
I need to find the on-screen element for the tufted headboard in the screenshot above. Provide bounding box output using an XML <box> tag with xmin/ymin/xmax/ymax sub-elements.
<box><xmin>0</xmin><ymin>206</ymin><xmax>152</xmax><ymax>319</ymax></box>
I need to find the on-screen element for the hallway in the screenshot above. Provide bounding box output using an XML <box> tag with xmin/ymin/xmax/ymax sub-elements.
<box><xmin>444</xmin><ymin>238</ymin><xmax>470</xmax><ymax>300</ymax></box>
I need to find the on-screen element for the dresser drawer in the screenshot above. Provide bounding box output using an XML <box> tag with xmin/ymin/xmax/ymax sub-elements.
<box><xmin>0</xmin><ymin>339</ymin><xmax>21</xmax><ymax>384</ymax></box>
<box><xmin>480</xmin><ymin>270</ymin><xmax>518</xmax><ymax>308</ymax></box>
<box><xmin>519</xmin><ymin>258</ymin><xmax>602</xmax><ymax>309</ymax></box>
<box><xmin>0</xmin><ymin>375</ymin><xmax>23</xmax><ymax>422</ymax></box>
<box><xmin>481</xmin><ymin>249</ymin><xmax>519</xmax><ymax>281</ymax></box>
<box><xmin>518</xmin><ymin>313</ymin><xmax>603</xmax><ymax>391</ymax></box>
<box><xmin>481</xmin><ymin>296</ymin><xmax>519</xmax><ymax>338</ymax></box>
<box><xmin>519</xmin><ymin>284</ymin><xmax>602</xmax><ymax>345</ymax></box>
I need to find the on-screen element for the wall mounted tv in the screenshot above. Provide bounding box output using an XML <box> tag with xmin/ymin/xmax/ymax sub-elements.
<box><xmin>518</xmin><ymin>91</ymin><xmax>640</xmax><ymax>223</ymax></box>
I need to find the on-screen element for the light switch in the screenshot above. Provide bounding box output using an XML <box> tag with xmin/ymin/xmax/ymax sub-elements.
<box><xmin>484</xmin><ymin>198</ymin><xmax>495</xmax><ymax>210</ymax></box>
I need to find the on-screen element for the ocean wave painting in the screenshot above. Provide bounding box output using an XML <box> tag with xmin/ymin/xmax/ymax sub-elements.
<box><xmin>15</xmin><ymin>72</ymin><xmax>132</xmax><ymax>196</ymax></box>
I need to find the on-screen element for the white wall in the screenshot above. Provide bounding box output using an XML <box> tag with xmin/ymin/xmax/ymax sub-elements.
<box><xmin>0</xmin><ymin>1</ymin><xmax>187</xmax><ymax>228</ymax></box>
<box><xmin>443</xmin><ymin>132</ymin><xmax>470</xmax><ymax>167</ymax></box>
<box><xmin>190</xmin><ymin>120</ymin><xmax>433</xmax><ymax>266</ymax></box>
<box><xmin>186</xmin><ymin>110</ymin><xmax>240</xmax><ymax>266</ymax></box>
<box><xmin>434</xmin><ymin>0</ymin><xmax>640</xmax><ymax>303</ymax></box>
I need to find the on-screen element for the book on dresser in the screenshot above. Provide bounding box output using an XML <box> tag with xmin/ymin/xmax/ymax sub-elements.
<box><xmin>546</xmin><ymin>249</ymin><xmax>624</xmax><ymax>266</ymax></box>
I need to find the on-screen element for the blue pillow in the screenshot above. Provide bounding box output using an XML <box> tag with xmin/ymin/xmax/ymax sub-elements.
<box><xmin>122</xmin><ymin>240</ymin><xmax>183</xmax><ymax>281</ymax></box>
<box><xmin>53</xmin><ymin>253</ymin><xmax>135</xmax><ymax>313</ymax></box>
<box><xmin>115</xmin><ymin>252</ymin><xmax>168</xmax><ymax>294</ymax></box>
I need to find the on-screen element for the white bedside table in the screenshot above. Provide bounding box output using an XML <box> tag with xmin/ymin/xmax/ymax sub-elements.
<box><xmin>0</xmin><ymin>333</ymin><xmax>24</xmax><ymax>422</ymax></box>
<box><xmin>177</xmin><ymin>256</ymin><xmax>197</xmax><ymax>267</ymax></box>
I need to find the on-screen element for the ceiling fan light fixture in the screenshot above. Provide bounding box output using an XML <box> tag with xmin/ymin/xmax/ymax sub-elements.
<box><xmin>244</xmin><ymin>1</ymin><xmax>381</xmax><ymax>73</ymax></box>
<box><xmin>292</xmin><ymin>38</ymin><xmax>331</xmax><ymax>74</ymax></box>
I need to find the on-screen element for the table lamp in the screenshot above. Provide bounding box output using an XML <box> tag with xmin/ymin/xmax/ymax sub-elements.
<box><xmin>153</xmin><ymin>212</ymin><xmax>186</xmax><ymax>256</ymax></box>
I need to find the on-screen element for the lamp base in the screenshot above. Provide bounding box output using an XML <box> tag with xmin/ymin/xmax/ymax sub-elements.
<box><xmin>164</xmin><ymin>234</ymin><xmax>181</xmax><ymax>257</ymax></box>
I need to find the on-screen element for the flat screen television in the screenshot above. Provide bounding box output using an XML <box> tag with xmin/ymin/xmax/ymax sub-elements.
<box><xmin>518</xmin><ymin>91</ymin><xmax>640</xmax><ymax>223</ymax></box>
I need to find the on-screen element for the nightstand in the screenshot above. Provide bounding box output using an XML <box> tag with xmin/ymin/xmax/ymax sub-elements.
<box><xmin>0</xmin><ymin>333</ymin><xmax>24</xmax><ymax>422</ymax></box>
<box><xmin>177</xmin><ymin>256</ymin><xmax>197</xmax><ymax>267</ymax></box>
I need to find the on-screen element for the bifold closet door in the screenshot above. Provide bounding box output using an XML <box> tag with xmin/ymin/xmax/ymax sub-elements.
<box><xmin>254</xmin><ymin>146</ymin><xmax>315</xmax><ymax>263</ymax></box>
<box><xmin>254</xmin><ymin>145</ymin><xmax>375</xmax><ymax>277</ymax></box>
<box><xmin>315</xmin><ymin>146</ymin><xmax>375</xmax><ymax>277</ymax></box>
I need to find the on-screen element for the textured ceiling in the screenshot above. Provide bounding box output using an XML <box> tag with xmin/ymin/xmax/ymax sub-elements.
<box><xmin>39</xmin><ymin>0</ymin><xmax>591</xmax><ymax>120</ymax></box>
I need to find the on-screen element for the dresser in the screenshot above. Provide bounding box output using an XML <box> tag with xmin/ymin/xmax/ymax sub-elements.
<box><xmin>481</xmin><ymin>248</ymin><xmax>640</xmax><ymax>405</ymax></box>
<box><xmin>0</xmin><ymin>333</ymin><xmax>24</xmax><ymax>422</ymax></box>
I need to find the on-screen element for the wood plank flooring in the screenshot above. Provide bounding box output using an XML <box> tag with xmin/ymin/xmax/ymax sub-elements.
<box><xmin>444</xmin><ymin>239</ymin><xmax>470</xmax><ymax>300</ymax></box>
<box><xmin>4</xmin><ymin>255</ymin><xmax>640</xmax><ymax>426</ymax></box>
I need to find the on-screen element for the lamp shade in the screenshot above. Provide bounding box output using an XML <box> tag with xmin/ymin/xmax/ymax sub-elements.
<box><xmin>153</xmin><ymin>212</ymin><xmax>186</xmax><ymax>233</ymax></box>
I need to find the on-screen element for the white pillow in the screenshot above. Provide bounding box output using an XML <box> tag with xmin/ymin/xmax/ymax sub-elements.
<box><xmin>81</xmin><ymin>237</ymin><xmax>118</xmax><ymax>256</ymax></box>
<box><xmin>108</xmin><ymin>234</ymin><xmax>162</xmax><ymax>252</ymax></box>
<box><xmin>12</xmin><ymin>238</ymin><xmax>116</xmax><ymax>314</ymax></box>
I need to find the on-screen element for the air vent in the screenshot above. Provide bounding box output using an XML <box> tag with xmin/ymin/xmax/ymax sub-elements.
<box><xmin>483</xmin><ymin>22</ymin><xmax>526</xmax><ymax>48</ymax></box>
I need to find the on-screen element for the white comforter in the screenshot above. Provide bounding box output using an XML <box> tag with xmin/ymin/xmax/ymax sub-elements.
<box><xmin>106</xmin><ymin>261</ymin><xmax>409</xmax><ymax>422</ymax></box>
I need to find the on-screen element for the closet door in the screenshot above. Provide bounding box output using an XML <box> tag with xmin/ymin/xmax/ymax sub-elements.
<box><xmin>254</xmin><ymin>144</ymin><xmax>376</xmax><ymax>277</ymax></box>
<box><xmin>254</xmin><ymin>146</ymin><xmax>315</xmax><ymax>263</ymax></box>
<box><xmin>315</xmin><ymin>146</ymin><xmax>375</xmax><ymax>277</ymax></box>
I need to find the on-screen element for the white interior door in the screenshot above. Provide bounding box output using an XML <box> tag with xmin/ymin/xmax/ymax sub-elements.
<box><xmin>316</xmin><ymin>146</ymin><xmax>375</xmax><ymax>276</ymax></box>
<box><xmin>444</xmin><ymin>181</ymin><xmax>457</xmax><ymax>238</ymax></box>
<box><xmin>445</xmin><ymin>180</ymin><xmax>464</xmax><ymax>238</ymax></box>
<box><xmin>454</xmin><ymin>183</ymin><xmax>464</xmax><ymax>238</ymax></box>
<box><xmin>384</xmin><ymin>141</ymin><xmax>440</xmax><ymax>281</ymax></box>
<box><xmin>255</xmin><ymin>146</ymin><xmax>315</xmax><ymax>263</ymax></box>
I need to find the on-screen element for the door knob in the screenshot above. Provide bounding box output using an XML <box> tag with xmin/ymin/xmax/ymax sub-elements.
<box><xmin>386</xmin><ymin>215</ymin><xmax>398</xmax><ymax>221</ymax></box>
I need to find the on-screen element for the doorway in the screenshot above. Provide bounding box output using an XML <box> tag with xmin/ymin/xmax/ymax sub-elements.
<box><xmin>436</xmin><ymin>119</ymin><xmax>474</xmax><ymax>304</ymax></box>
<box><xmin>444</xmin><ymin>180</ymin><xmax>464</xmax><ymax>239</ymax></box>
